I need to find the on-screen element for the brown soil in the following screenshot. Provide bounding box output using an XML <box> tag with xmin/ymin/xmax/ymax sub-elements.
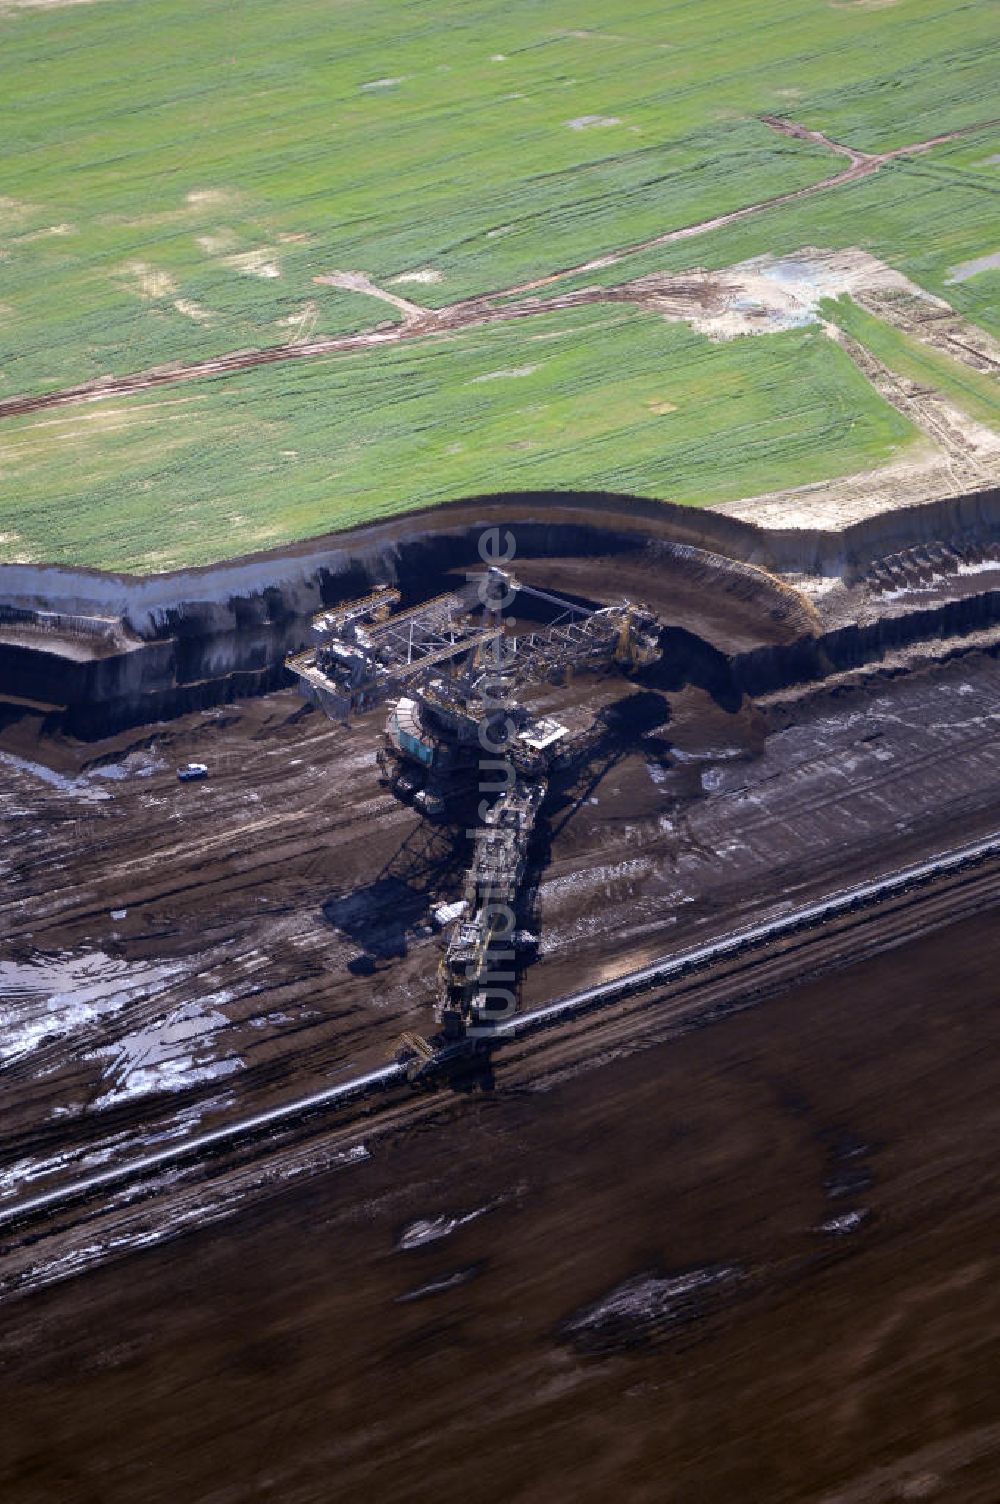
<box><xmin>3</xmin><ymin>535</ymin><xmax>1000</xmax><ymax>1499</ymax></box>
<box><xmin>2</xmin><ymin>904</ymin><xmax>1000</xmax><ymax>1503</ymax></box>
<box><xmin>3</xmin><ymin>547</ymin><xmax>1000</xmax><ymax>1184</ymax></box>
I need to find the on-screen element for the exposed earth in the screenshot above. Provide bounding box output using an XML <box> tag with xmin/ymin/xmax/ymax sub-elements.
<box><xmin>2</xmin><ymin>6</ymin><xmax>999</xmax><ymax>1497</ymax></box>
<box><xmin>3</xmin><ymin>494</ymin><xmax>1000</xmax><ymax>1502</ymax></box>
<box><xmin>2</xmin><ymin>878</ymin><xmax>1000</xmax><ymax>1503</ymax></box>
<box><xmin>2</xmin><ymin>537</ymin><xmax>999</xmax><ymax>1191</ymax></box>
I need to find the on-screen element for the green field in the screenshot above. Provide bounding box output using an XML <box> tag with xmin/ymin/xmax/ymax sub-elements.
<box><xmin>547</xmin><ymin>132</ymin><xmax>1000</xmax><ymax>340</ymax></box>
<box><xmin>822</xmin><ymin>295</ymin><xmax>1000</xmax><ymax>429</ymax></box>
<box><xmin>1</xmin><ymin>0</ymin><xmax>998</xmax><ymax>570</ymax></box>
<box><xmin>0</xmin><ymin>309</ymin><xmax>918</xmax><ymax>568</ymax></box>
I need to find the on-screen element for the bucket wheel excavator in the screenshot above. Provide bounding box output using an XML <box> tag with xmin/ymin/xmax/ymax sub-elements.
<box><xmin>286</xmin><ymin>566</ymin><xmax>662</xmax><ymax>1069</ymax></box>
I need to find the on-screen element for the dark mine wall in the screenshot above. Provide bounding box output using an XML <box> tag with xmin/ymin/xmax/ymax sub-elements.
<box><xmin>2</xmin><ymin>486</ymin><xmax>1000</xmax><ymax>737</ymax></box>
<box><xmin>730</xmin><ymin>590</ymin><xmax>1000</xmax><ymax>697</ymax></box>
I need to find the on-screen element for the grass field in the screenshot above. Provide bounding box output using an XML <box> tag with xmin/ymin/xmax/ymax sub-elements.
<box><xmin>550</xmin><ymin>133</ymin><xmax>1000</xmax><ymax>339</ymax></box>
<box><xmin>822</xmin><ymin>296</ymin><xmax>1000</xmax><ymax>429</ymax></box>
<box><xmin>1</xmin><ymin>0</ymin><xmax>997</xmax><ymax>570</ymax></box>
<box><xmin>0</xmin><ymin>309</ymin><xmax>916</xmax><ymax>568</ymax></box>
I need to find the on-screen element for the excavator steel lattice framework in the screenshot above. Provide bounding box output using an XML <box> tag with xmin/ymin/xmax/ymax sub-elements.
<box><xmin>286</xmin><ymin>567</ymin><xmax>662</xmax><ymax>1062</ymax></box>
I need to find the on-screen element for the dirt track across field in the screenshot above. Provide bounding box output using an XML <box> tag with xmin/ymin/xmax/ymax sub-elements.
<box><xmin>0</xmin><ymin>117</ymin><xmax>995</xmax><ymax>428</ymax></box>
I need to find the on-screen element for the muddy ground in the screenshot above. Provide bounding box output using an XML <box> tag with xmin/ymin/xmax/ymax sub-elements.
<box><xmin>2</xmin><ymin>905</ymin><xmax>1000</xmax><ymax>1503</ymax></box>
<box><xmin>3</xmin><ymin>540</ymin><xmax>1000</xmax><ymax>1500</ymax></box>
<box><xmin>3</xmin><ymin>550</ymin><xmax>1000</xmax><ymax>1196</ymax></box>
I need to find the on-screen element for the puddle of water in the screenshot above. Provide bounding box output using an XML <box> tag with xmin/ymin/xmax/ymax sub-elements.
<box><xmin>87</xmin><ymin>993</ymin><xmax>242</xmax><ymax>1109</ymax></box>
<box><xmin>395</xmin><ymin>1266</ymin><xmax>482</xmax><ymax>1303</ymax></box>
<box><xmin>766</xmin><ymin>258</ymin><xmax>821</xmax><ymax>289</ymax></box>
<box><xmin>396</xmin><ymin>1201</ymin><xmax>496</xmax><ymax>1251</ymax></box>
<box><xmin>561</xmin><ymin>1266</ymin><xmax>741</xmax><ymax>1352</ymax></box>
<box><xmin>0</xmin><ymin>952</ymin><xmax>182</xmax><ymax>1065</ymax></box>
<box><xmin>0</xmin><ymin>952</ymin><xmax>239</xmax><ymax>1109</ymax></box>
<box><xmin>0</xmin><ymin>751</ymin><xmax>111</xmax><ymax>804</ymax></box>
<box><xmin>817</xmin><ymin>1209</ymin><xmax>870</xmax><ymax>1236</ymax></box>
<box><xmin>0</xmin><ymin>750</ymin><xmax>161</xmax><ymax>803</ymax></box>
<box><xmin>91</xmin><ymin>754</ymin><xmax>162</xmax><ymax>782</ymax></box>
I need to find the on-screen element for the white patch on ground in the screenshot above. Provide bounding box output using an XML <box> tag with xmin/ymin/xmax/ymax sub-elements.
<box><xmin>279</xmin><ymin>300</ymin><xmax>318</xmax><ymax>341</ymax></box>
<box><xmin>361</xmin><ymin>76</ymin><xmax>404</xmax><ymax>91</ymax></box>
<box><xmin>651</xmin><ymin>247</ymin><xmax>927</xmax><ymax>342</ymax></box>
<box><xmin>471</xmin><ymin>364</ymin><xmax>538</xmax><ymax>383</ymax></box>
<box><xmin>817</xmin><ymin>1209</ymin><xmax>870</xmax><ymax>1236</ymax></box>
<box><xmin>17</xmin><ymin>222</ymin><xmax>75</xmax><ymax>242</ymax></box>
<box><xmin>390</xmin><ymin>267</ymin><xmax>443</xmax><ymax>285</ymax></box>
<box><xmin>0</xmin><ymin>0</ymin><xmax>114</xmax><ymax>9</ymax></box>
<box><xmin>945</xmin><ymin>249</ymin><xmax>1000</xmax><ymax>283</ymax></box>
<box><xmin>196</xmin><ymin>230</ymin><xmax>239</xmax><ymax>255</ymax></box>
<box><xmin>396</xmin><ymin>1202</ymin><xmax>496</xmax><ymax>1250</ymax></box>
<box><xmin>566</xmin><ymin>114</ymin><xmax>622</xmax><ymax>130</ymax></box>
<box><xmin>225</xmin><ymin>248</ymin><xmax>280</xmax><ymax>279</ymax></box>
<box><xmin>314</xmin><ymin>268</ymin><xmax>426</xmax><ymax>321</ymax></box>
<box><xmin>564</xmin><ymin>1267</ymin><xmax>739</xmax><ymax>1339</ymax></box>
<box><xmin>395</xmin><ymin>1269</ymin><xmax>479</xmax><ymax>1303</ymax></box>
<box><xmin>173</xmin><ymin>297</ymin><xmax>213</xmax><ymax>324</ymax></box>
<box><xmin>185</xmin><ymin>189</ymin><xmax>235</xmax><ymax>208</ymax></box>
<box><xmin>877</xmin><ymin>555</ymin><xmax>1000</xmax><ymax>601</ymax></box>
<box><xmin>118</xmin><ymin>260</ymin><xmax>177</xmax><ymax>300</ymax></box>
<box><xmin>0</xmin><ymin>952</ymin><xmax>184</xmax><ymax>1066</ymax></box>
<box><xmin>88</xmin><ymin>993</ymin><xmax>242</xmax><ymax>1108</ymax></box>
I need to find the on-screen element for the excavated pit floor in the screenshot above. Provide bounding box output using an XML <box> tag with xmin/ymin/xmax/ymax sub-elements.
<box><xmin>3</xmin><ymin>907</ymin><xmax>1000</xmax><ymax>1503</ymax></box>
<box><xmin>2</xmin><ymin>541</ymin><xmax>1000</xmax><ymax>1195</ymax></box>
<box><xmin>3</xmin><ymin>535</ymin><xmax>1000</xmax><ymax>1499</ymax></box>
